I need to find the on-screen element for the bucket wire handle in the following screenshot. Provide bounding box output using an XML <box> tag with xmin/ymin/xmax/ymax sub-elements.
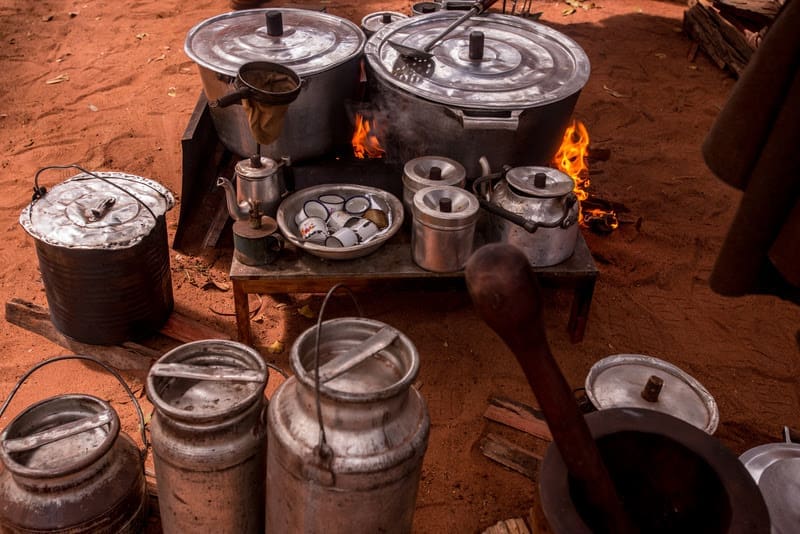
<box><xmin>0</xmin><ymin>355</ymin><xmax>149</xmax><ymax>458</ymax></box>
<box><xmin>313</xmin><ymin>284</ymin><xmax>363</xmax><ymax>461</ymax></box>
<box><xmin>31</xmin><ymin>164</ymin><xmax>166</xmax><ymax>223</ymax></box>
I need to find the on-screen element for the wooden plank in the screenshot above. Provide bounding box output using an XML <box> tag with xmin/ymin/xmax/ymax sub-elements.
<box><xmin>479</xmin><ymin>432</ymin><xmax>541</xmax><ymax>480</ymax></box>
<box><xmin>4</xmin><ymin>298</ymin><xmax>159</xmax><ymax>375</ymax></box>
<box><xmin>159</xmin><ymin>310</ymin><xmax>231</xmax><ymax>343</ymax></box>
<box><xmin>484</xmin><ymin>396</ymin><xmax>553</xmax><ymax>442</ymax></box>
<box><xmin>481</xmin><ymin>517</ymin><xmax>531</xmax><ymax>534</ymax></box>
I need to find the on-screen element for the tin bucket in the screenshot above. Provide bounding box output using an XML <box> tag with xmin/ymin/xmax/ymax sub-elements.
<box><xmin>266</xmin><ymin>285</ymin><xmax>430</xmax><ymax>533</ymax></box>
<box><xmin>0</xmin><ymin>355</ymin><xmax>149</xmax><ymax>533</ymax></box>
<box><xmin>19</xmin><ymin>165</ymin><xmax>175</xmax><ymax>345</ymax></box>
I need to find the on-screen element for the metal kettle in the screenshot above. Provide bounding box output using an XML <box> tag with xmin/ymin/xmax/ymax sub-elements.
<box><xmin>475</xmin><ymin>157</ymin><xmax>580</xmax><ymax>267</ymax></box>
<box><xmin>217</xmin><ymin>154</ymin><xmax>294</xmax><ymax>221</ymax></box>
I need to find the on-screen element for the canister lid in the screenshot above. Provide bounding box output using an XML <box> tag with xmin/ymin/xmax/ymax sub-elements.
<box><xmin>0</xmin><ymin>395</ymin><xmax>119</xmax><ymax>478</ymax></box>
<box><xmin>755</xmin><ymin>457</ymin><xmax>800</xmax><ymax>533</ymax></box>
<box><xmin>413</xmin><ymin>185</ymin><xmax>479</xmax><ymax>228</ymax></box>
<box><xmin>361</xmin><ymin>11</ymin><xmax>408</xmax><ymax>37</ymax></box>
<box><xmin>19</xmin><ymin>171</ymin><xmax>174</xmax><ymax>250</ymax></box>
<box><xmin>146</xmin><ymin>340</ymin><xmax>267</xmax><ymax>423</ymax></box>
<box><xmin>235</xmin><ymin>155</ymin><xmax>280</xmax><ymax>179</ymax></box>
<box><xmin>740</xmin><ymin>442</ymin><xmax>800</xmax><ymax>484</ymax></box>
<box><xmin>403</xmin><ymin>155</ymin><xmax>466</xmax><ymax>191</ymax></box>
<box><xmin>585</xmin><ymin>353</ymin><xmax>719</xmax><ymax>434</ymax></box>
<box><xmin>365</xmin><ymin>12</ymin><xmax>590</xmax><ymax>109</ymax></box>
<box><xmin>291</xmin><ymin>318</ymin><xmax>419</xmax><ymax>401</ymax></box>
<box><xmin>185</xmin><ymin>8</ymin><xmax>366</xmax><ymax>78</ymax></box>
<box><xmin>506</xmin><ymin>166</ymin><xmax>574</xmax><ymax>198</ymax></box>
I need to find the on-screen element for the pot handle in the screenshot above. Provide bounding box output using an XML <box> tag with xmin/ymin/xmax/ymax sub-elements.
<box><xmin>210</xmin><ymin>87</ymin><xmax>252</xmax><ymax>108</ymax></box>
<box><xmin>449</xmin><ymin>108</ymin><xmax>522</xmax><ymax>131</ymax></box>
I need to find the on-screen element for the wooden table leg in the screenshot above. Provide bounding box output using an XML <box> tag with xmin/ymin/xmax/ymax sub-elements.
<box><xmin>233</xmin><ymin>280</ymin><xmax>253</xmax><ymax>346</ymax></box>
<box><xmin>567</xmin><ymin>275</ymin><xmax>597</xmax><ymax>343</ymax></box>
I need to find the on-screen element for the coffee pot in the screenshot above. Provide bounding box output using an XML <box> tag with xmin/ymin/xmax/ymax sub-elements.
<box><xmin>217</xmin><ymin>154</ymin><xmax>293</xmax><ymax>221</ymax></box>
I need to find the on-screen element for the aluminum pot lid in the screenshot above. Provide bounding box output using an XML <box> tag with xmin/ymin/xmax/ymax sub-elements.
<box><xmin>403</xmin><ymin>155</ymin><xmax>466</xmax><ymax>189</ymax></box>
<box><xmin>413</xmin><ymin>185</ymin><xmax>479</xmax><ymax>227</ymax></box>
<box><xmin>585</xmin><ymin>353</ymin><xmax>719</xmax><ymax>434</ymax></box>
<box><xmin>0</xmin><ymin>395</ymin><xmax>119</xmax><ymax>477</ymax></box>
<box><xmin>506</xmin><ymin>166</ymin><xmax>574</xmax><ymax>198</ymax></box>
<box><xmin>235</xmin><ymin>155</ymin><xmax>279</xmax><ymax>179</ymax></box>
<box><xmin>756</xmin><ymin>457</ymin><xmax>800</xmax><ymax>533</ymax></box>
<box><xmin>740</xmin><ymin>442</ymin><xmax>800</xmax><ymax>484</ymax></box>
<box><xmin>361</xmin><ymin>11</ymin><xmax>408</xmax><ymax>36</ymax></box>
<box><xmin>19</xmin><ymin>171</ymin><xmax>174</xmax><ymax>250</ymax></box>
<box><xmin>365</xmin><ymin>12</ymin><xmax>590</xmax><ymax>109</ymax></box>
<box><xmin>147</xmin><ymin>340</ymin><xmax>267</xmax><ymax>423</ymax></box>
<box><xmin>185</xmin><ymin>8</ymin><xmax>366</xmax><ymax>78</ymax></box>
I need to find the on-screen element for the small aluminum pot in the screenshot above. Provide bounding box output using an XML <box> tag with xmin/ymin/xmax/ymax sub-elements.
<box><xmin>361</xmin><ymin>11</ymin><xmax>408</xmax><ymax>37</ymax></box>
<box><xmin>412</xmin><ymin>185</ymin><xmax>479</xmax><ymax>272</ymax></box>
<box><xmin>185</xmin><ymin>9</ymin><xmax>366</xmax><ymax>161</ymax></box>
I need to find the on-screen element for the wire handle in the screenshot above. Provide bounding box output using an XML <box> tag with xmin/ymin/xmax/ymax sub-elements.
<box><xmin>312</xmin><ymin>284</ymin><xmax>363</xmax><ymax>461</ymax></box>
<box><xmin>0</xmin><ymin>355</ymin><xmax>149</xmax><ymax>458</ymax></box>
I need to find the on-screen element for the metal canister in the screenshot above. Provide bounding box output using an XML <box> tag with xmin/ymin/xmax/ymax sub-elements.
<box><xmin>146</xmin><ymin>340</ymin><xmax>268</xmax><ymax>534</ymax></box>
<box><xmin>412</xmin><ymin>185</ymin><xmax>479</xmax><ymax>272</ymax></box>
<box><xmin>361</xmin><ymin>11</ymin><xmax>408</xmax><ymax>37</ymax></box>
<box><xmin>402</xmin><ymin>155</ymin><xmax>466</xmax><ymax>216</ymax></box>
<box><xmin>18</xmin><ymin>166</ymin><xmax>175</xmax><ymax>345</ymax></box>
<box><xmin>0</xmin><ymin>356</ymin><xmax>148</xmax><ymax>533</ymax></box>
<box><xmin>267</xmin><ymin>306</ymin><xmax>429</xmax><ymax>533</ymax></box>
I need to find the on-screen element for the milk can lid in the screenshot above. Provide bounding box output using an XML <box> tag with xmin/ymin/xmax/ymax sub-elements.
<box><xmin>757</xmin><ymin>458</ymin><xmax>800</xmax><ymax>534</ymax></box>
<box><xmin>740</xmin><ymin>440</ymin><xmax>800</xmax><ymax>484</ymax></box>
<box><xmin>585</xmin><ymin>353</ymin><xmax>719</xmax><ymax>434</ymax></box>
<box><xmin>146</xmin><ymin>340</ymin><xmax>268</xmax><ymax>423</ymax></box>
<box><xmin>403</xmin><ymin>155</ymin><xmax>467</xmax><ymax>189</ymax></box>
<box><xmin>365</xmin><ymin>12</ymin><xmax>590</xmax><ymax>109</ymax></box>
<box><xmin>0</xmin><ymin>395</ymin><xmax>119</xmax><ymax>478</ymax></box>
<box><xmin>19</xmin><ymin>171</ymin><xmax>174</xmax><ymax>250</ymax></box>
<box><xmin>185</xmin><ymin>8</ymin><xmax>366</xmax><ymax>78</ymax></box>
<box><xmin>413</xmin><ymin>185</ymin><xmax>479</xmax><ymax>227</ymax></box>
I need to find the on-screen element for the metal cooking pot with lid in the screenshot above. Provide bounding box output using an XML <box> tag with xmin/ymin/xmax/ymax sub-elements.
<box><xmin>185</xmin><ymin>8</ymin><xmax>366</xmax><ymax>161</ymax></box>
<box><xmin>365</xmin><ymin>12</ymin><xmax>590</xmax><ymax>177</ymax></box>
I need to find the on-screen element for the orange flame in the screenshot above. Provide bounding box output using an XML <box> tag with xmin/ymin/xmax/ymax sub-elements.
<box><xmin>553</xmin><ymin>119</ymin><xmax>619</xmax><ymax>231</ymax></box>
<box><xmin>352</xmin><ymin>114</ymin><xmax>385</xmax><ymax>159</ymax></box>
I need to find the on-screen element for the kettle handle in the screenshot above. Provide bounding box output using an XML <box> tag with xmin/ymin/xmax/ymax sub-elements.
<box><xmin>0</xmin><ymin>355</ymin><xmax>149</xmax><ymax>456</ymax></box>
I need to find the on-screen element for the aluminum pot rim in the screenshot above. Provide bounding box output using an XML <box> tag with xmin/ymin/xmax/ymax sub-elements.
<box><xmin>290</xmin><ymin>317</ymin><xmax>420</xmax><ymax>402</ymax></box>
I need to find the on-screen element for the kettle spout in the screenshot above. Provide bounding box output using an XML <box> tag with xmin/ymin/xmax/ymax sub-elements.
<box><xmin>216</xmin><ymin>176</ymin><xmax>249</xmax><ymax>221</ymax></box>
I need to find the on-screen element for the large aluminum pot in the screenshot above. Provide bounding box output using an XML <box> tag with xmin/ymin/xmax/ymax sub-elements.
<box><xmin>365</xmin><ymin>12</ymin><xmax>590</xmax><ymax>177</ymax></box>
<box><xmin>267</xmin><ymin>314</ymin><xmax>429</xmax><ymax>533</ymax></box>
<box><xmin>185</xmin><ymin>9</ymin><xmax>366</xmax><ymax>161</ymax></box>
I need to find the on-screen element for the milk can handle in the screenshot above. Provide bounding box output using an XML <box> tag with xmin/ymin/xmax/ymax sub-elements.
<box><xmin>312</xmin><ymin>284</ymin><xmax>364</xmax><ymax>462</ymax></box>
<box><xmin>0</xmin><ymin>355</ymin><xmax>149</xmax><ymax>456</ymax></box>
<box><xmin>30</xmin><ymin>164</ymin><xmax>161</xmax><ymax>222</ymax></box>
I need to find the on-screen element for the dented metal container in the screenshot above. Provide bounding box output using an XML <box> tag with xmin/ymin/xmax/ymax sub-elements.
<box><xmin>267</xmin><ymin>316</ymin><xmax>429</xmax><ymax>533</ymax></box>
<box><xmin>19</xmin><ymin>169</ymin><xmax>175</xmax><ymax>345</ymax></box>
<box><xmin>146</xmin><ymin>340</ymin><xmax>269</xmax><ymax>534</ymax></box>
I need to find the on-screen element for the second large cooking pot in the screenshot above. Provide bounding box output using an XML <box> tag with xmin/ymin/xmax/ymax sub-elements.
<box><xmin>365</xmin><ymin>12</ymin><xmax>590</xmax><ymax>177</ymax></box>
<box><xmin>185</xmin><ymin>9</ymin><xmax>366</xmax><ymax>161</ymax></box>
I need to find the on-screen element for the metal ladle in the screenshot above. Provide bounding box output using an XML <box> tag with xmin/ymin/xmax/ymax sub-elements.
<box><xmin>388</xmin><ymin>0</ymin><xmax>499</xmax><ymax>60</ymax></box>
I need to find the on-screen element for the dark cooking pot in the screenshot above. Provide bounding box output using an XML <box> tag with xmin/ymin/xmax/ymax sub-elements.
<box><xmin>365</xmin><ymin>13</ymin><xmax>590</xmax><ymax>177</ymax></box>
<box><xmin>185</xmin><ymin>9</ymin><xmax>365</xmax><ymax>161</ymax></box>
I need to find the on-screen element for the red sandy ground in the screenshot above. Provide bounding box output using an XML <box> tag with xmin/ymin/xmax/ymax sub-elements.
<box><xmin>1</xmin><ymin>0</ymin><xmax>798</xmax><ymax>532</ymax></box>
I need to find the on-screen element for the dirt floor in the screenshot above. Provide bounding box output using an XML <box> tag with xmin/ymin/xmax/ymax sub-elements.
<box><xmin>1</xmin><ymin>0</ymin><xmax>799</xmax><ymax>531</ymax></box>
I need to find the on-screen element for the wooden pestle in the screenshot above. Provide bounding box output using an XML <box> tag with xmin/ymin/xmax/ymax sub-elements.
<box><xmin>465</xmin><ymin>243</ymin><xmax>637</xmax><ymax>534</ymax></box>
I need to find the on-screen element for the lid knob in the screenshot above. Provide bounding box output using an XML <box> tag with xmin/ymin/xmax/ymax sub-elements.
<box><xmin>641</xmin><ymin>375</ymin><xmax>664</xmax><ymax>403</ymax></box>
<box><xmin>266</xmin><ymin>11</ymin><xmax>283</xmax><ymax>37</ymax></box>
<box><xmin>382</xmin><ymin>13</ymin><xmax>393</xmax><ymax>23</ymax></box>
<box><xmin>469</xmin><ymin>31</ymin><xmax>485</xmax><ymax>61</ymax></box>
<box><xmin>534</xmin><ymin>172</ymin><xmax>547</xmax><ymax>188</ymax></box>
<box><xmin>439</xmin><ymin>197</ymin><xmax>453</xmax><ymax>213</ymax></box>
<box><xmin>250</xmin><ymin>155</ymin><xmax>264</xmax><ymax>168</ymax></box>
<box><xmin>428</xmin><ymin>166</ymin><xmax>442</xmax><ymax>180</ymax></box>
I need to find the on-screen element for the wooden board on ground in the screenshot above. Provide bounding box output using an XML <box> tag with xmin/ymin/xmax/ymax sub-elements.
<box><xmin>479</xmin><ymin>432</ymin><xmax>541</xmax><ymax>480</ymax></box>
<box><xmin>484</xmin><ymin>396</ymin><xmax>553</xmax><ymax>442</ymax></box>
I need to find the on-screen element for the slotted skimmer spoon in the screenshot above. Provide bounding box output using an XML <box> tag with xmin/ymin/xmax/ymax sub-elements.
<box><xmin>388</xmin><ymin>0</ymin><xmax>499</xmax><ymax>60</ymax></box>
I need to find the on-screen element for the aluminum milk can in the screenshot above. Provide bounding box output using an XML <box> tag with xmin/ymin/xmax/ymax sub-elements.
<box><xmin>0</xmin><ymin>355</ymin><xmax>148</xmax><ymax>533</ymax></box>
<box><xmin>146</xmin><ymin>340</ymin><xmax>268</xmax><ymax>534</ymax></box>
<box><xmin>266</xmin><ymin>302</ymin><xmax>429</xmax><ymax>533</ymax></box>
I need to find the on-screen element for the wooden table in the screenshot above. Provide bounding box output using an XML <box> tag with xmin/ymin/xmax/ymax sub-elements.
<box><xmin>230</xmin><ymin>230</ymin><xmax>598</xmax><ymax>346</ymax></box>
